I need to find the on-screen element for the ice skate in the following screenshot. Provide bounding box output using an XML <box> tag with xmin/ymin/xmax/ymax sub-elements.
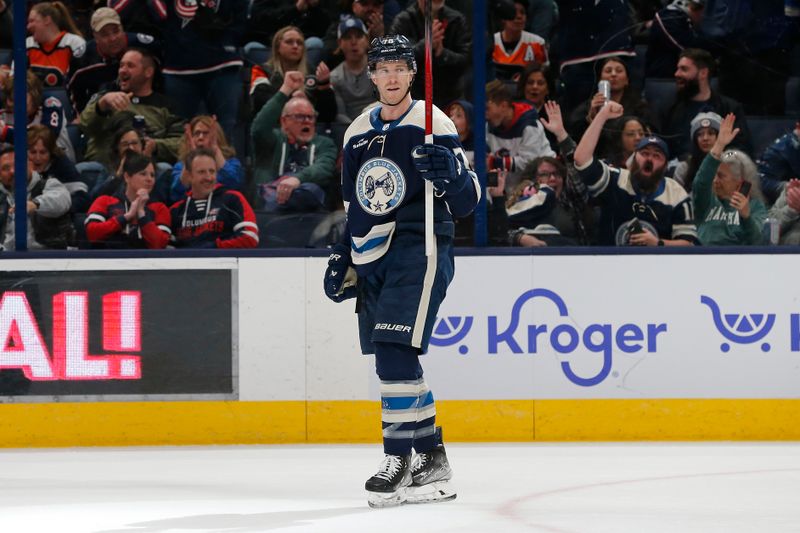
<box><xmin>365</xmin><ymin>454</ymin><xmax>412</xmax><ymax>508</ymax></box>
<box><xmin>406</xmin><ymin>445</ymin><xmax>457</xmax><ymax>504</ymax></box>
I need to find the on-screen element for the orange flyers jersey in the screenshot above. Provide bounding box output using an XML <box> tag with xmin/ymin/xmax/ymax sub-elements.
<box><xmin>492</xmin><ymin>31</ymin><xmax>549</xmax><ymax>69</ymax></box>
<box><xmin>249</xmin><ymin>64</ymin><xmax>270</xmax><ymax>95</ymax></box>
<box><xmin>26</xmin><ymin>32</ymin><xmax>86</xmax><ymax>87</ymax></box>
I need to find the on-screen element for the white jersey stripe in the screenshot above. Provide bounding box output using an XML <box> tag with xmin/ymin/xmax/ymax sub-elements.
<box><xmin>411</xmin><ymin>231</ymin><xmax>437</xmax><ymax>348</ymax></box>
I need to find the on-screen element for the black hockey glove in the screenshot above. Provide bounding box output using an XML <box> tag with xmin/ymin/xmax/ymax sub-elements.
<box><xmin>412</xmin><ymin>144</ymin><xmax>469</xmax><ymax>195</ymax></box>
<box><xmin>324</xmin><ymin>243</ymin><xmax>358</xmax><ymax>303</ymax></box>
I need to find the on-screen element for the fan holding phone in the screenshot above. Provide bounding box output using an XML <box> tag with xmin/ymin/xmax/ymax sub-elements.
<box><xmin>691</xmin><ymin>113</ymin><xmax>768</xmax><ymax>246</ymax></box>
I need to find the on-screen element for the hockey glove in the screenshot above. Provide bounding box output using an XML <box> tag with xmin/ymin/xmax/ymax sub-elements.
<box><xmin>324</xmin><ymin>243</ymin><xmax>358</xmax><ymax>303</ymax></box>
<box><xmin>412</xmin><ymin>144</ymin><xmax>469</xmax><ymax>195</ymax></box>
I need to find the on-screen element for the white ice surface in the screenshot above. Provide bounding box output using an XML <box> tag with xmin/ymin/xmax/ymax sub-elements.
<box><xmin>1</xmin><ymin>443</ymin><xmax>799</xmax><ymax>533</ymax></box>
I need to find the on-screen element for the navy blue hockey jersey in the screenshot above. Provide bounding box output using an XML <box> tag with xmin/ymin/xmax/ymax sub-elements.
<box><xmin>341</xmin><ymin>101</ymin><xmax>480</xmax><ymax>271</ymax></box>
<box><xmin>576</xmin><ymin>157</ymin><xmax>698</xmax><ymax>245</ymax></box>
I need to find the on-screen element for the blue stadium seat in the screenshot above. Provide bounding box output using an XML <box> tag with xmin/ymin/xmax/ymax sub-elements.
<box><xmin>66</xmin><ymin>123</ymin><xmax>85</xmax><ymax>162</ymax></box>
<box><xmin>43</xmin><ymin>87</ymin><xmax>75</xmax><ymax>122</ymax></box>
<box><xmin>746</xmin><ymin>116</ymin><xmax>797</xmax><ymax>159</ymax></box>
<box><xmin>786</xmin><ymin>77</ymin><xmax>800</xmax><ymax>117</ymax></box>
<box><xmin>75</xmin><ymin>161</ymin><xmax>108</xmax><ymax>194</ymax></box>
<box><xmin>644</xmin><ymin>77</ymin><xmax>720</xmax><ymax>116</ymax></box>
<box><xmin>243</xmin><ymin>42</ymin><xmax>270</xmax><ymax>67</ymax></box>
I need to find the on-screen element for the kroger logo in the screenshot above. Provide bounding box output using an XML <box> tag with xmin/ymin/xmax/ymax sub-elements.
<box><xmin>431</xmin><ymin>289</ymin><xmax>667</xmax><ymax>387</ymax></box>
<box><xmin>698</xmin><ymin>294</ymin><xmax>800</xmax><ymax>354</ymax></box>
<box><xmin>700</xmin><ymin>295</ymin><xmax>776</xmax><ymax>352</ymax></box>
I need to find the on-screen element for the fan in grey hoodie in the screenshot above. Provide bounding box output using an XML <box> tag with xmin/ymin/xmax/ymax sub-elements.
<box><xmin>0</xmin><ymin>147</ymin><xmax>71</xmax><ymax>250</ymax></box>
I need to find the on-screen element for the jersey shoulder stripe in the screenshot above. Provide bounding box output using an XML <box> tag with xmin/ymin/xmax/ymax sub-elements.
<box><xmin>342</xmin><ymin>110</ymin><xmax>375</xmax><ymax>146</ymax></box>
<box><xmin>657</xmin><ymin>177</ymin><xmax>691</xmax><ymax>206</ymax></box>
<box><xmin>397</xmin><ymin>102</ymin><xmax>458</xmax><ymax>139</ymax></box>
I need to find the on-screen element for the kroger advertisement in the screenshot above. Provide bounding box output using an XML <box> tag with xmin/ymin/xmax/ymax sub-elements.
<box><xmin>420</xmin><ymin>255</ymin><xmax>800</xmax><ymax>399</ymax></box>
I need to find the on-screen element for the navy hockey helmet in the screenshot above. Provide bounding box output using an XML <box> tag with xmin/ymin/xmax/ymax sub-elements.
<box><xmin>367</xmin><ymin>34</ymin><xmax>417</xmax><ymax>73</ymax></box>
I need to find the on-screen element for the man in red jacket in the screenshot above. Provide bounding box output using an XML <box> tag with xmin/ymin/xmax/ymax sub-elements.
<box><xmin>169</xmin><ymin>147</ymin><xmax>259</xmax><ymax>248</ymax></box>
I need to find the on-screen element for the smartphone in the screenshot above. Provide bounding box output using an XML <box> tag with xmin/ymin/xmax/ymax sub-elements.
<box><xmin>738</xmin><ymin>181</ymin><xmax>752</xmax><ymax>197</ymax></box>
<box><xmin>486</xmin><ymin>170</ymin><xmax>499</xmax><ymax>187</ymax></box>
<box><xmin>629</xmin><ymin>219</ymin><xmax>644</xmax><ymax>235</ymax></box>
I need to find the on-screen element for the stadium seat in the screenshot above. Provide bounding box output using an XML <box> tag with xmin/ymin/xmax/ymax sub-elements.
<box><xmin>66</xmin><ymin>123</ymin><xmax>85</xmax><ymax>162</ymax></box>
<box><xmin>644</xmin><ymin>77</ymin><xmax>720</xmax><ymax>116</ymax></box>
<box><xmin>643</xmin><ymin>78</ymin><xmax>676</xmax><ymax>117</ymax></box>
<box><xmin>786</xmin><ymin>77</ymin><xmax>800</xmax><ymax>117</ymax></box>
<box><xmin>309</xmin><ymin>210</ymin><xmax>346</xmax><ymax>248</ymax></box>
<box><xmin>72</xmin><ymin>212</ymin><xmax>89</xmax><ymax>249</ymax></box>
<box><xmin>746</xmin><ymin>116</ymin><xmax>797</xmax><ymax>158</ymax></box>
<box><xmin>318</xmin><ymin>122</ymin><xmax>348</xmax><ymax>150</ymax></box>
<box><xmin>75</xmin><ymin>161</ymin><xmax>108</xmax><ymax>194</ymax></box>
<box><xmin>255</xmin><ymin>210</ymin><xmax>339</xmax><ymax>248</ymax></box>
<box><xmin>43</xmin><ymin>86</ymin><xmax>75</xmax><ymax>122</ymax></box>
<box><xmin>243</xmin><ymin>42</ymin><xmax>270</xmax><ymax>67</ymax></box>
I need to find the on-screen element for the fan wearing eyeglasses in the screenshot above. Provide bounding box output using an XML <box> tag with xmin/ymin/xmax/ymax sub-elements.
<box><xmin>692</xmin><ymin>113</ymin><xmax>767</xmax><ymax>245</ymax></box>
<box><xmin>505</xmin><ymin>155</ymin><xmax>595</xmax><ymax>246</ymax></box>
<box><xmin>168</xmin><ymin>115</ymin><xmax>244</xmax><ymax>205</ymax></box>
<box><xmin>574</xmin><ymin>100</ymin><xmax>698</xmax><ymax>247</ymax></box>
<box><xmin>251</xmin><ymin>71</ymin><xmax>337</xmax><ymax>212</ymax></box>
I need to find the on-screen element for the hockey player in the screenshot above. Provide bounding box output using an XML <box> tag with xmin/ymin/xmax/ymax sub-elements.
<box><xmin>323</xmin><ymin>34</ymin><xmax>480</xmax><ymax>508</ymax></box>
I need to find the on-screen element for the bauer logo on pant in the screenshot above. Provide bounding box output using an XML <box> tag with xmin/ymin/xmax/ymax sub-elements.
<box><xmin>356</xmin><ymin>158</ymin><xmax>406</xmax><ymax>216</ymax></box>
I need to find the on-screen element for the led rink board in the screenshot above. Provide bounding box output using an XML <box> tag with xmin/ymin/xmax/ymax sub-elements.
<box><xmin>0</xmin><ymin>270</ymin><xmax>235</xmax><ymax>400</ymax></box>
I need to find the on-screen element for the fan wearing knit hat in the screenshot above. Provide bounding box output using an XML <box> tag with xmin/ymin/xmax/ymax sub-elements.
<box><xmin>671</xmin><ymin>111</ymin><xmax>722</xmax><ymax>191</ymax></box>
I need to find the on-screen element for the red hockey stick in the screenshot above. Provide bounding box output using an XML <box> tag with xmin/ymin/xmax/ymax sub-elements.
<box><xmin>424</xmin><ymin>0</ymin><xmax>434</xmax><ymax>256</ymax></box>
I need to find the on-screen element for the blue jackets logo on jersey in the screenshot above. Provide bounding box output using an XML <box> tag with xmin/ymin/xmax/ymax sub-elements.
<box><xmin>616</xmin><ymin>218</ymin><xmax>658</xmax><ymax>246</ymax></box>
<box><xmin>356</xmin><ymin>158</ymin><xmax>406</xmax><ymax>216</ymax></box>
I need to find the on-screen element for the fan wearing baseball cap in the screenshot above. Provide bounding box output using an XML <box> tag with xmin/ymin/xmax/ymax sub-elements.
<box><xmin>574</xmin><ymin>100</ymin><xmax>698</xmax><ymax>246</ymax></box>
<box><xmin>68</xmin><ymin>7</ymin><xmax>158</xmax><ymax>113</ymax></box>
<box><xmin>330</xmin><ymin>16</ymin><xmax>373</xmax><ymax>123</ymax></box>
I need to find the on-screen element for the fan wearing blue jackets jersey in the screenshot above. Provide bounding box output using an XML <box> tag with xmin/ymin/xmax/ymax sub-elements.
<box><xmin>323</xmin><ymin>34</ymin><xmax>480</xmax><ymax>508</ymax></box>
<box><xmin>574</xmin><ymin>100</ymin><xmax>698</xmax><ymax>247</ymax></box>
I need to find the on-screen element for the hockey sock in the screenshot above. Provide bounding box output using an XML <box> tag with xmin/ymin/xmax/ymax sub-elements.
<box><xmin>380</xmin><ymin>378</ymin><xmax>436</xmax><ymax>456</ymax></box>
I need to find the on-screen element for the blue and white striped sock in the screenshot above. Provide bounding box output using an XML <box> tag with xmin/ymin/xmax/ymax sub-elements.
<box><xmin>380</xmin><ymin>378</ymin><xmax>436</xmax><ymax>456</ymax></box>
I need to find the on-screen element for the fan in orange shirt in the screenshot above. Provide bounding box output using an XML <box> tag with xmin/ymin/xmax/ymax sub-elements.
<box><xmin>24</xmin><ymin>1</ymin><xmax>86</xmax><ymax>87</ymax></box>
<box><xmin>491</xmin><ymin>0</ymin><xmax>549</xmax><ymax>83</ymax></box>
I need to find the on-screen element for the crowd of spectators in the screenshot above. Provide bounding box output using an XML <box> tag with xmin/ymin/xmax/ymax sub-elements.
<box><xmin>0</xmin><ymin>0</ymin><xmax>799</xmax><ymax>250</ymax></box>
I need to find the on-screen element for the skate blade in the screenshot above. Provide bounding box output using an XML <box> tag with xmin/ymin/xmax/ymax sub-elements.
<box><xmin>367</xmin><ymin>487</ymin><xmax>407</xmax><ymax>508</ymax></box>
<box><xmin>405</xmin><ymin>481</ymin><xmax>457</xmax><ymax>504</ymax></box>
